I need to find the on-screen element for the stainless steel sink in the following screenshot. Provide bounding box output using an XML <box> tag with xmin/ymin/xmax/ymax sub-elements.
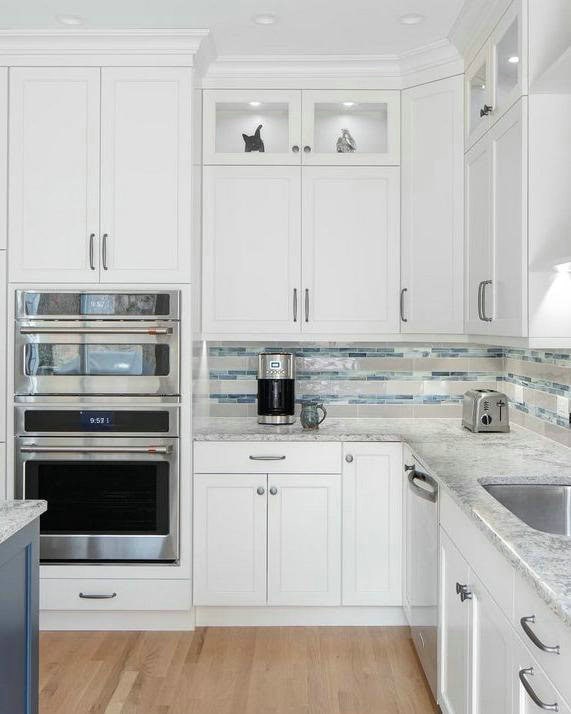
<box><xmin>482</xmin><ymin>483</ymin><xmax>571</xmax><ymax>536</ymax></box>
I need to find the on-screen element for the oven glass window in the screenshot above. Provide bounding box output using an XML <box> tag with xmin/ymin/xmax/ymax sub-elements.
<box><xmin>24</xmin><ymin>344</ymin><xmax>170</xmax><ymax>377</ymax></box>
<box><xmin>25</xmin><ymin>461</ymin><xmax>169</xmax><ymax>534</ymax></box>
<box><xmin>23</xmin><ymin>292</ymin><xmax>171</xmax><ymax>317</ymax></box>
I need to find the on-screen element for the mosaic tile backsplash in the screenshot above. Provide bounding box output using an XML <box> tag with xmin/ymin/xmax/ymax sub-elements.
<box><xmin>194</xmin><ymin>343</ymin><xmax>571</xmax><ymax>445</ymax></box>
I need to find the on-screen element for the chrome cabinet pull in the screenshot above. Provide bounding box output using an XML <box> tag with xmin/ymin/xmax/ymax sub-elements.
<box><xmin>455</xmin><ymin>583</ymin><xmax>472</xmax><ymax>601</ymax></box>
<box><xmin>292</xmin><ymin>145</ymin><xmax>300</xmax><ymax>153</ymax></box>
<box><xmin>404</xmin><ymin>464</ymin><xmax>415</xmax><ymax>472</ymax></box>
<box><xmin>481</xmin><ymin>280</ymin><xmax>493</xmax><ymax>321</ymax></box>
<box><xmin>249</xmin><ymin>455</ymin><xmax>286</xmax><ymax>461</ymax></box>
<box><xmin>256</xmin><ymin>487</ymin><xmax>265</xmax><ymax>496</ymax></box>
<box><xmin>480</xmin><ymin>104</ymin><xmax>493</xmax><ymax>117</ymax></box>
<box><xmin>400</xmin><ymin>288</ymin><xmax>408</xmax><ymax>323</ymax></box>
<box><xmin>102</xmin><ymin>233</ymin><xmax>109</xmax><ymax>270</ymax></box>
<box><xmin>79</xmin><ymin>592</ymin><xmax>117</xmax><ymax>600</ymax></box>
<box><xmin>20</xmin><ymin>445</ymin><xmax>172</xmax><ymax>454</ymax></box>
<box><xmin>345</xmin><ymin>454</ymin><xmax>353</xmax><ymax>463</ymax></box>
<box><xmin>477</xmin><ymin>280</ymin><xmax>484</xmax><ymax>321</ymax></box>
<box><xmin>89</xmin><ymin>233</ymin><xmax>96</xmax><ymax>271</ymax></box>
<box><xmin>269</xmin><ymin>487</ymin><xmax>278</xmax><ymax>495</ymax></box>
<box><xmin>521</xmin><ymin>616</ymin><xmax>560</xmax><ymax>655</ymax></box>
<box><xmin>303</xmin><ymin>146</ymin><xmax>311</xmax><ymax>153</ymax></box>
<box><xmin>19</xmin><ymin>326</ymin><xmax>173</xmax><ymax>335</ymax></box>
<box><xmin>305</xmin><ymin>289</ymin><xmax>309</xmax><ymax>322</ymax></box>
<box><xmin>408</xmin><ymin>470</ymin><xmax>437</xmax><ymax>503</ymax></box>
<box><xmin>519</xmin><ymin>668</ymin><xmax>559</xmax><ymax>711</ymax></box>
<box><xmin>293</xmin><ymin>288</ymin><xmax>298</xmax><ymax>322</ymax></box>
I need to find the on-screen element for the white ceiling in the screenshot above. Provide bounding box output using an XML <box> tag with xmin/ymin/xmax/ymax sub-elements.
<box><xmin>0</xmin><ymin>0</ymin><xmax>466</xmax><ymax>56</ymax></box>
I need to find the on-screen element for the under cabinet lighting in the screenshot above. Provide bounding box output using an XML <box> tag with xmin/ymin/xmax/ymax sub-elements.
<box><xmin>56</xmin><ymin>14</ymin><xmax>83</xmax><ymax>25</ymax></box>
<box><xmin>508</xmin><ymin>55</ymin><xmax>520</xmax><ymax>64</ymax></box>
<box><xmin>249</xmin><ymin>101</ymin><xmax>261</xmax><ymax>107</ymax></box>
<box><xmin>253</xmin><ymin>13</ymin><xmax>277</xmax><ymax>25</ymax></box>
<box><xmin>342</xmin><ymin>102</ymin><xmax>356</xmax><ymax>108</ymax></box>
<box><xmin>399</xmin><ymin>13</ymin><xmax>425</xmax><ymax>25</ymax></box>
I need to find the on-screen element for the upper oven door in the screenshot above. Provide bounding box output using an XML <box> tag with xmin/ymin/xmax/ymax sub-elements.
<box><xmin>15</xmin><ymin>321</ymin><xmax>179</xmax><ymax>396</ymax></box>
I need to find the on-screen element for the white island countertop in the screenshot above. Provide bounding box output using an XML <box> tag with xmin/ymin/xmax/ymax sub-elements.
<box><xmin>0</xmin><ymin>500</ymin><xmax>47</xmax><ymax>546</ymax></box>
<box><xmin>194</xmin><ymin>417</ymin><xmax>571</xmax><ymax>628</ymax></box>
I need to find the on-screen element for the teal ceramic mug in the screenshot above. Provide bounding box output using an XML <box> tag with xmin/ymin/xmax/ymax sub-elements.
<box><xmin>300</xmin><ymin>402</ymin><xmax>327</xmax><ymax>430</ymax></box>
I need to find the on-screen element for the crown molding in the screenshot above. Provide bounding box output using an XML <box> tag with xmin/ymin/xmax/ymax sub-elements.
<box><xmin>0</xmin><ymin>28</ymin><xmax>210</xmax><ymax>58</ymax></box>
<box><xmin>203</xmin><ymin>40</ymin><xmax>463</xmax><ymax>89</ymax></box>
<box><xmin>448</xmin><ymin>0</ymin><xmax>510</xmax><ymax>64</ymax></box>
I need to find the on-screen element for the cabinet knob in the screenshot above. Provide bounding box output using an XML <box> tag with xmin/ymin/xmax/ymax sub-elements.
<box><xmin>269</xmin><ymin>486</ymin><xmax>278</xmax><ymax>495</ymax></box>
<box><xmin>345</xmin><ymin>454</ymin><xmax>353</xmax><ymax>463</ymax></box>
<box><xmin>257</xmin><ymin>487</ymin><xmax>265</xmax><ymax>495</ymax></box>
<box><xmin>480</xmin><ymin>104</ymin><xmax>493</xmax><ymax>117</ymax></box>
<box><xmin>292</xmin><ymin>145</ymin><xmax>300</xmax><ymax>153</ymax></box>
<box><xmin>303</xmin><ymin>145</ymin><xmax>312</xmax><ymax>153</ymax></box>
<box><xmin>456</xmin><ymin>582</ymin><xmax>472</xmax><ymax>602</ymax></box>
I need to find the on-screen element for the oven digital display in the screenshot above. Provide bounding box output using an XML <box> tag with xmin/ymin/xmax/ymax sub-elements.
<box><xmin>79</xmin><ymin>411</ymin><xmax>114</xmax><ymax>430</ymax></box>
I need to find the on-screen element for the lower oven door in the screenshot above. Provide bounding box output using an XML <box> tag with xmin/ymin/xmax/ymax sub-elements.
<box><xmin>16</xmin><ymin>437</ymin><xmax>179</xmax><ymax>563</ymax></box>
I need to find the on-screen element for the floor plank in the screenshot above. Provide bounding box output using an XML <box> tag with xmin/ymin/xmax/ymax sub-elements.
<box><xmin>40</xmin><ymin>627</ymin><xmax>438</xmax><ymax>714</ymax></box>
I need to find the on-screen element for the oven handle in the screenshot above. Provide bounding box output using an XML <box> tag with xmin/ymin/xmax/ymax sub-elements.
<box><xmin>19</xmin><ymin>445</ymin><xmax>172</xmax><ymax>454</ymax></box>
<box><xmin>19</xmin><ymin>326</ymin><xmax>173</xmax><ymax>335</ymax></box>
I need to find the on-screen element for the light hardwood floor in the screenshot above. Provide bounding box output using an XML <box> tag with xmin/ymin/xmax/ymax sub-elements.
<box><xmin>40</xmin><ymin>627</ymin><xmax>438</xmax><ymax>714</ymax></box>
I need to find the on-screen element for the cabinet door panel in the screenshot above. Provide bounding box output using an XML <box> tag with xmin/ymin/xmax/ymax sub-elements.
<box><xmin>100</xmin><ymin>68</ymin><xmax>191</xmax><ymax>283</ymax></box>
<box><xmin>466</xmin><ymin>43</ymin><xmax>492</xmax><ymax>150</ymax></box>
<box><xmin>465</xmin><ymin>137</ymin><xmax>493</xmax><ymax>334</ymax></box>
<box><xmin>439</xmin><ymin>528</ymin><xmax>471</xmax><ymax>714</ymax></box>
<box><xmin>267</xmin><ymin>474</ymin><xmax>341</xmax><ymax>606</ymax></box>
<box><xmin>302</xmin><ymin>166</ymin><xmax>400</xmax><ymax>334</ymax></box>
<box><xmin>472</xmin><ymin>574</ymin><xmax>513</xmax><ymax>714</ymax></box>
<box><xmin>193</xmin><ymin>474</ymin><xmax>267</xmax><ymax>606</ymax></box>
<box><xmin>0</xmin><ymin>68</ymin><xmax>6</xmax><ymax>251</ymax></box>
<box><xmin>401</xmin><ymin>76</ymin><xmax>463</xmax><ymax>333</ymax></box>
<box><xmin>9</xmin><ymin>68</ymin><xmax>100</xmax><ymax>283</ymax></box>
<box><xmin>342</xmin><ymin>443</ymin><xmax>402</xmax><ymax>606</ymax></box>
<box><xmin>490</xmin><ymin>99</ymin><xmax>527</xmax><ymax>337</ymax></box>
<box><xmin>203</xmin><ymin>166</ymin><xmax>302</xmax><ymax>335</ymax></box>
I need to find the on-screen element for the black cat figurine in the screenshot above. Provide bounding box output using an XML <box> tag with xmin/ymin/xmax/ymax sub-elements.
<box><xmin>243</xmin><ymin>124</ymin><xmax>265</xmax><ymax>152</ymax></box>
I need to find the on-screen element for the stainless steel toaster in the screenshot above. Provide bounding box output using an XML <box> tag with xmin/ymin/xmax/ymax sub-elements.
<box><xmin>462</xmin><ymin>389</ymin><xmax>510</xmax><ymax>433</ymax></box>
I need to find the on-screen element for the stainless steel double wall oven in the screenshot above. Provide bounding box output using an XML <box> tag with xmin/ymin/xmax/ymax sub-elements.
<box><xmin>15</xmin><ymin>290</ymin><xmax>181</xmax><ymax>564</ymax></box>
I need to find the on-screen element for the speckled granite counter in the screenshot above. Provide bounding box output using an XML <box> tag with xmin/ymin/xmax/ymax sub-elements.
<box><xmin>194</xmin><ymin>417</ymin><xmax>571</xmax><ymax>627</ymax></box>
<box><xmin>0</xmin><ymin>500</ymin><xmax>47</xmax><ymax>546</ymax></box>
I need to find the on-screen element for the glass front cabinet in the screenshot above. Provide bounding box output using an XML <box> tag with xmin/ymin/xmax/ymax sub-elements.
<box><xmin>465</xmin><ymin>0</ymin><xmax>525</xmax><ymax>149</ymax></box>
<box><xmin>203</xmin><ymin>89</ymin><xmax>400</xmax><ymax>165</ymax></box>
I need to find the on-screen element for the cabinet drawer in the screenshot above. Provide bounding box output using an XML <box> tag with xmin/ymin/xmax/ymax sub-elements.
<box><xmin>40</xmin><ymin>578</ymin><xmax>191</xmax><ymax>611</ymax></box>
<box><xmin>514</xmin><ymin>575</ymin><xmax>571</xmax><ymax>704</ymax></box>
<box><xmin>194</xmin><ymin>441</ymin><xmax>342</xmax><ymax>474</ymax></box>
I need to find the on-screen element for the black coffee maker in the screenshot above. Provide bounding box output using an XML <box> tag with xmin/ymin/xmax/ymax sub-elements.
<box><xmin>257</xmin><ymin>352</ymin><xmax>295</xmax><ymax>425</ymax></box>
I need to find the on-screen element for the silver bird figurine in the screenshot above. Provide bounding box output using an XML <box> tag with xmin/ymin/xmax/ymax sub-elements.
<box><xmin>336</xmin><ymin>128</ymin><xmax>357</xmax><ymax>153</ymax></box>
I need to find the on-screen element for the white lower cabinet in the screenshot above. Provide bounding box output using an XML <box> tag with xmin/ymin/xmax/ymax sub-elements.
<box><xmin>342</xmin><ymin>442</ymin><xmax>402</xmax><ymax>605</ymax></box>
<box><xmin>193</xmin><ymin>474</ymin><xmax>267</xmax><ymax>606</ymax></box>
<box><xmin>439</xmin><ymin>529</ymin><xmax>472</xmax><ymax>714</ymax></box>
<box><xmin>267</xmin><ymin>474</ymin><xmax>341</xmax><ymax>606</ymax></box>
<box><xmin>193</xmin><ymin>471</ymin><xmax>341</xmax><ymax>607</ymax></box>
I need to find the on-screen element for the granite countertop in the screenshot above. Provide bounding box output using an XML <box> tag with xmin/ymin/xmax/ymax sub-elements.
<box><xmin>0</xmin><ymin>500</ymin><xmax>47</xmax><ymax>546</ymax></box>
<box><xmin>194</xmin><ymin>417</ymin><xmax>571</xmax><ymax>627</ymax></box>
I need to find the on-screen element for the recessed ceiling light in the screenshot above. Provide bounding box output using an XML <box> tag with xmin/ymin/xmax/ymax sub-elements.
<box><xmin>508</xmin><ymin>55</ymin><xmax>520</xmax><ymax>64</ymax></box>
<box><xmin>56</xmin><ymin>14</ymin><xmax>84</xmax><ymax>26</ymax></box>
<box><xmin>249</xmin><ymin>101</ymin><xmax>261</xmax><ymax>107</ymax></box>
<box><xmin>399</xmin><ymin>13</ymin><xmax>425</xmax><ymax>25</ymax></box>
<box><xmin>342</xmin><ymin>102</ymin><xmax>356</xmax><ymax>108</ymax></box>
<box><xmin>253</xmin><ymin>13</ymin><xmax>277</xmax><ymax>25</ymax></box>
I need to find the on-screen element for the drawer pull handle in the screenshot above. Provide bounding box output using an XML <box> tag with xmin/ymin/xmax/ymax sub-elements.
<box><xmin>521</xmin><ymin>616</ymin><xmax>560</xmax><ymax>655</ymax></box>
<box><xmin>249</xmin><ymin>455</ymin><xmax>286</xmax><ymax>461</ymax></box>
<box><xmin>455</xmin><ymin>582</ymin><xmax>472</xmax><ymax>602</ymax></box>
<box><xmin>519</xmin><ymin>667</ymin><xmax>559</xmax><ymax>711</ymax></box>
<box><xmin>79</xmin><ymin>592</ymin><xmax>117</xmax><ymax>600</ymax></box>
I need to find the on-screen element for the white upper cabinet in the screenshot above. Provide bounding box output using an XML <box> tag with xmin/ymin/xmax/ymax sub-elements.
<box><xmin>301</xmin><ymin>166</ymin><xmax>400</xmax><ymax>335</ymax></box>
<box><xmin>202</xmin><ymin>165</ymin><xmax>302</xmax><ymax>335</ymax></box>
<box><xmin>99</xmin><ymin>68</ymin><xmax>192</xmax><ymax>283</ymax></box>
<box><xmin>267</xmin><ymin>474</ymin><xmax>341</xmax><ymax>606</ymax></box>
<box><xmin>9</xmin><ymin>68</ymin><xmax>101</xmax><ymax>283</ymax></box>
<box><xmin>203</xmin><ymin>89</ymin><xmax>400</xmax><ymax>166</ymax></box>
<box><xmin>465</xmin><ymin>0</ymin><xmax>525</xmax><ymax>151</ymax></box>
<box><xmin>342</xmin><ymin>443</ymin><xmax>402</xmax><ymax>606</ymax></box>
<box><xmin>465</xmin><ymin>99</ymin><xmax>527</xmax><ymax>337</ymax></box>
<box><xmin>203</xmin><ymin>89</ymin><xmax>302</xmax><ymax>165</ymax></box>
<box><xmin>9</xmin><ymin>66</ymin><xmax>192</xmax><ymax>284</ymax></box>
<box><xmin>401</xmin><ymin>76</ymin><xmax>464</xmax><ymax>334</ymax></box>
<box><xmin>0</xmin><ymin>68</ymin><xmax>7</xmax><ymax>251</ymax></box>
<box><xmin>301</xmin><ymin>90</ymin><xmax>400</xmax><ymax>165</ymax></box>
